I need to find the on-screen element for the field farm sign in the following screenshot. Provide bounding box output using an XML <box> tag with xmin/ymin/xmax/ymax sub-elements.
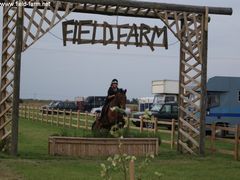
<box><xmin>62</xmin><ymin>20</ymin><xmax>168</xmax><ymax>51</ymax></box>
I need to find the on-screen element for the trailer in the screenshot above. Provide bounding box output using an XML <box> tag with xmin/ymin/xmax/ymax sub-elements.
<box><xmin>152</xmin><ymin>80</ymin><xmax>179</xmax><ymax>104</ymax></box>
<box><xmin>206</xmin><ymin>76</ymin><xmax>240</xmax><ymax>135</ymax></box>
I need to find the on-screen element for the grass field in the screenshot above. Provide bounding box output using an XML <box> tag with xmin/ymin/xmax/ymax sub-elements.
<box><xmin>0</xmin><ymin>118</ymin><xmax>240</xmax><ymax>180</ymax></box>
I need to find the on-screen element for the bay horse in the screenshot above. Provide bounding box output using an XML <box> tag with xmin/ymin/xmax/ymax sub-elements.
<box><xmin>92</xmin><ymin>89</ymin><xmax>127</xmax><ymax>132</ymax></box>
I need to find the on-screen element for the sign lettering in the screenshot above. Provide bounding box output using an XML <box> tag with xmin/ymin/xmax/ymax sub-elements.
<box><xmin>62</xmin><ymin>20</ymin><xmax>168</xmax><ymax>51</ymax></box>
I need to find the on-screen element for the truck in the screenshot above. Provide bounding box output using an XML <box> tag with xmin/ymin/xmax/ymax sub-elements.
<box><xmin>132</xmin><ymin>80</ymin><xmax>179</xmax><ymax>128</ymax></box>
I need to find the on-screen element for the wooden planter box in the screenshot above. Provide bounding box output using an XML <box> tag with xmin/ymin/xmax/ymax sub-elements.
<box><xmin>48</xmin><ymin>137</ymin><xmax>159</xmax><ymax>157</ymax></box>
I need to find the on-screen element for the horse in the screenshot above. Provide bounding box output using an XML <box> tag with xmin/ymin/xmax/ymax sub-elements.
<box><xmin>92</xmin><ymin>89</ymin><xmax>127</xmax><ymax>132</ymax></box>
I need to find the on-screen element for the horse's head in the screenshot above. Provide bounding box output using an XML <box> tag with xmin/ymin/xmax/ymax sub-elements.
<box><xmin>114</xmin><ymin>89</ymin><xmax>127</xmax><ymax>110</ymax></box>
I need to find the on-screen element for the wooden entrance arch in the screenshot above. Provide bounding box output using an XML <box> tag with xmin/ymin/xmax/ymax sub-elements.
<box><xmin>0</xmin><ymin>0</ymin><xmax>232</xmax><ymax>155</ymax></box>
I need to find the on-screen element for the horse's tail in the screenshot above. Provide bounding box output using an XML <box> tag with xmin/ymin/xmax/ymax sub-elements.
<box><xmin>92</xmin><ymin>120</ymin><xmax>99</xmax><ymax>131</ymax></box>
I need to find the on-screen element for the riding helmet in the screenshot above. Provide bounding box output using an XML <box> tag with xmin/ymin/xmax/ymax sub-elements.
<box><xmin>111</xmin><ymin>79</ymin><xmax>118</xmax><ymax>84</ymax></box>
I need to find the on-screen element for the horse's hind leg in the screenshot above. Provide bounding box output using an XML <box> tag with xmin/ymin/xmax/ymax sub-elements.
<box><xmin>92</xmin><ymin>120</ymin><xmax>101</xmax><ymax>131</ymax></box>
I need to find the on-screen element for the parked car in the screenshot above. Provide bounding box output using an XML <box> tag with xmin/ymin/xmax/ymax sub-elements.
<box><xmin>132</xmin><ymin>102</ymin><xmax>178</xmax><ymax>129</ymax></box>
<box><xmin>84</xmin><ymin>96</ymin><xmax>106</xmax><ymax>112</ymax></box>
<box><xmin>90</xmin><ymin>106</ymin><xmax>103</xmax><ymax>114</ymax></box>
<box><xmin>41</xmin><ymin>101</ymin><xmax>78</xmax><ymax>114</ymax></box>
<box><xmin>90</xmin><ymin>106</ymin><xmax>131</xmax><ymax>115</ymax></box>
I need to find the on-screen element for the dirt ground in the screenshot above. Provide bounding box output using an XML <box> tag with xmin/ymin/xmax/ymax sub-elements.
<box><xmin>0</xmin><ymin>161</ymin><xmax>23</xmax><ymax>180</ymax></box>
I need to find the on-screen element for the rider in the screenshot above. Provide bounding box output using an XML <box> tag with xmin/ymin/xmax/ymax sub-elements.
<box><xmin>100</xmin><ymin>79</ymin><xmax>119</xmax><ymax>121</ymax></box>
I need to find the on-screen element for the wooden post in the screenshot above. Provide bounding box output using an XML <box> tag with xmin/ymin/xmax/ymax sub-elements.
<box><xmin>171</xmin><ymin>119</ymin><xmax>176</xmax><ymax>149</ymax></box>
<box><xmin>18</xmin><ymin>106</ymin><xmax>21</xmax><ymax>117</ymax></box>
<box><xmin>177</xmin><ymin>19</ymin><xmax>185</xmax><ymax>153</ymax></box>
<box><xmin>29</xmin><ymin>106</ymin><xmax>32</xmax><ymax>121</ymax></box>
<box><xmin>51</xmin><ymin>108</ymin><xmax>54</xmax><ymax>125</ymax></box>
<box><xmin>140</xmin><ymin>116</ymin><xmax>143</xmax><ymax>133</ymax></box>
<box><xmin>35</xmin><ymin>107</ymin><xmax>37</xmax><ymax>121</ymax></box>
<box><xmin>24</xmin><ymin>105</ymin><xmax>27</xmax><ymax>119</ymax></box>
<box><xmin>85</xmin><ymin>113</ymin><xmax>88</xmax><ymax>130</ymax></box>
<box><xmin>129</xmin><ymin>159</ymin><xmax>135</xmax><ymax>180</ymax></box>
<box><xmin>11</xmin><ymin>2</ymin><xmax>24</xmax><ymax>155</ymax></box>
<box><xmin>234</xmin><ymin>124</ymin><xmax>239</xmax><ymax>160</ymax></box>
<box><xmin>63</xmin><ymin>110</ymin><xmax>66</xmax><ymax>127</ymax></box>
<box><xmin>69</xmin><ymin>110</ymin><xmax>72</xmax><ymax>128</ymax></box>
<box><xmin>41</xmin><ymin>108</ymin><xmax>43</xmax><ymax>123</ymax></box>
<box><xmin>31</xmin><ymin>107</ymin><xmax>33</xmax><ymax>120</ymax></box>
<box><xmin>77</xmin><ymin>110</ymin><xmax>80</xmax><ymax>129</ymax></box>
<box><xmin>57</xmin><ymin>109</ymin><xmax>59</xmax><ymax>126</ymax></box>
<box><xmin>199</xmin><ymin>11</ymin><xmax>208</xmax><ymax>156</ymax></box>
<box><xmin>32</xmin><ymin>107</ymin><xmax>34</xmax><ymax>121</ymax></box>
<box><xmin>210</xmin><ymin>124</ymin><xmax>216</xmax><ymax>153</ymax></box>
<box><xmin>37</xmin><ymin>107</ymin><xmax>39</xmax><ymax>121</ymax></box>
<box><xmin>154</xmin><ymin>117</ymin><xmax>158</xmax><ymax>134</ymax></box>
<box><xmin>34</xmin><ymin>107</ymin><xmax>36</xmax><ymax>121</ymax></box>
<box><xmin>46</xmin><ymin>109</ymin><xmax>49</xmax><ymax>124</ymax></box>
<box><xmin>28</xmin><ymin>106</ymin><xmax>30</xmax><ymax>121</ymax></box>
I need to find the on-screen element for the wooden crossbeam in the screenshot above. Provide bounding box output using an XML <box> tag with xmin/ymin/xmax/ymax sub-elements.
<box><xmin>1</xmin><ymin>64</ymin><xmax>14</xmax><ymax>80</ymax></box>
<box><xmin>179</xmin><ymin>117</ymin><xmax>200</xmax><ymax>135</ymax></box>
<box><xmin>179</xmin><ymin>129</ymin><xmax>199</xmax><ymax>148</ymax></box>
<box><xmin>2</xmin><ymin>51</ymin><xmax>15</xmax><ymax>68</ymax></box>
<box><xmin>178</xmin><ymin>140</ymin><xmax>196</xmax><ymax>155</ymax></box>
<box><xmin>1</xmin><ymin>130</ymin><xmax>11</xmax><ymax>141</ymax></box>
<box><xmin>55</xmin><ymin>0</ymin><xmax>232</xmax><ymax>15</ymax></box>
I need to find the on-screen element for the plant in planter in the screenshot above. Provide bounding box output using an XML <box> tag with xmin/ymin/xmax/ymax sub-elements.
<box><xmin>100</xmin><ymin>125</ymin><xmax>162</xmax><ymax>180</ymax></box>
<box><xmin>100</xmin><ymin>141</ymin><xmax>163</xmax><ymax>180</ymax></box>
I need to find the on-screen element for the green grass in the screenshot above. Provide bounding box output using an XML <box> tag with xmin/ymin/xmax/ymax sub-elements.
<box><xmin>0</xmin><ymin>118</ymin><xmax>240</xmax><ymax>180</ymax></box>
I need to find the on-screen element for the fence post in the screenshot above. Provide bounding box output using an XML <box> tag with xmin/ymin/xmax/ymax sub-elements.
<box><xmin>140</xmin><ymin>116</ymin><xmax>143</xmax><ymax>133</ymax></box>
<box><xmin>57</xmin><ymin>109</ymin><xmax>59</xmax><ymax>126</ymax></box>
<box><xmin>69</xmin><ymin>110</ymin><xmax>72</xmax><ymax>128</ymax></box>
<box><xmin>171</xmin><ymin>119</ymin><xmax>175</xmax><ymax>149</ymax></box>
<box><xmin>18</xmin><ymin>105</ymin><xmax>21</xmax><ymax>117</ymax></box>
<box><xmin>28</xmin><ymin>106</ymin><xmax>30</xmax><ymax>121</ymax></box>
<box><xmin>31</xmin><ymin>106</ymin><xmax>33</xmax><ymax>121</ymax></box>
<box><xmin>24</xmin><ymin>105</ymin><xmax>27</xmax><ymax>119</ymax></box>
<box><xmin>85</xmin><ymin>113</ymin><xmax>88</xmax><ymax>130</ymax></box>
<box><xmin>154</xmin><ymin>117</ymin><xmax>158</xmax><ymax>134</ymax></box>
<box><xmin>46</xmin><ymin>109</ymin><xmax>49</xmax><ymax>124</ymax></box>
<box><xmin>77</xmin><ymin>110</ymin><xmax>80</xmax><ymax>129</ymax></box>
<box><xmin>34</xmin><ymin>107</ymin><xmax>37</xmax><ymax>121</ymax></box>
<box><xmin>31</xmin><ymin>106</ymin><xmax>34</xmax><ymax>121</ymax></box>
<box><xmin>41</xmin><ymin>108</ymin><xmax>43</xmax><ymax>123</ymax></box>
<box><xmin>51</xmin><ymin>108</ymin><xmax>54</xmax><ymax>125</ymax></box>
<box><xmin>234</xmin><ymin>124</ymin><xmax>239</xmax><ymax>160</ymax></box>
<box><xmin>63</xmin><ymin>110</ymin><xmax>66</xmax><ymax>127</ymax></box>
<box><xmin>35</xmin><ymin>106</ymin><xmax>37</xmax><ymax>121</ymax></box>
<box><xmin>37</xmin><ymin>107</ymin><xmax>39</xmax><ymax>122</ymax></box>
<box><xmin>129</xmin><ymin>160</ymin><xmax>135</xmax><ymax>180</ymax></box>
<box><xmin>211</xmin><ymin>123</ymin><xmax>216</xmax><ymax>153</ymax></box>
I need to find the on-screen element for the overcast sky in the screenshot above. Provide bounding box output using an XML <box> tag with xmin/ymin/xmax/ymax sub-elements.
<box><xmin>0</xmin><ymin>0</ymin><xmax>240</xmax><ymax>100</ymax></box>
